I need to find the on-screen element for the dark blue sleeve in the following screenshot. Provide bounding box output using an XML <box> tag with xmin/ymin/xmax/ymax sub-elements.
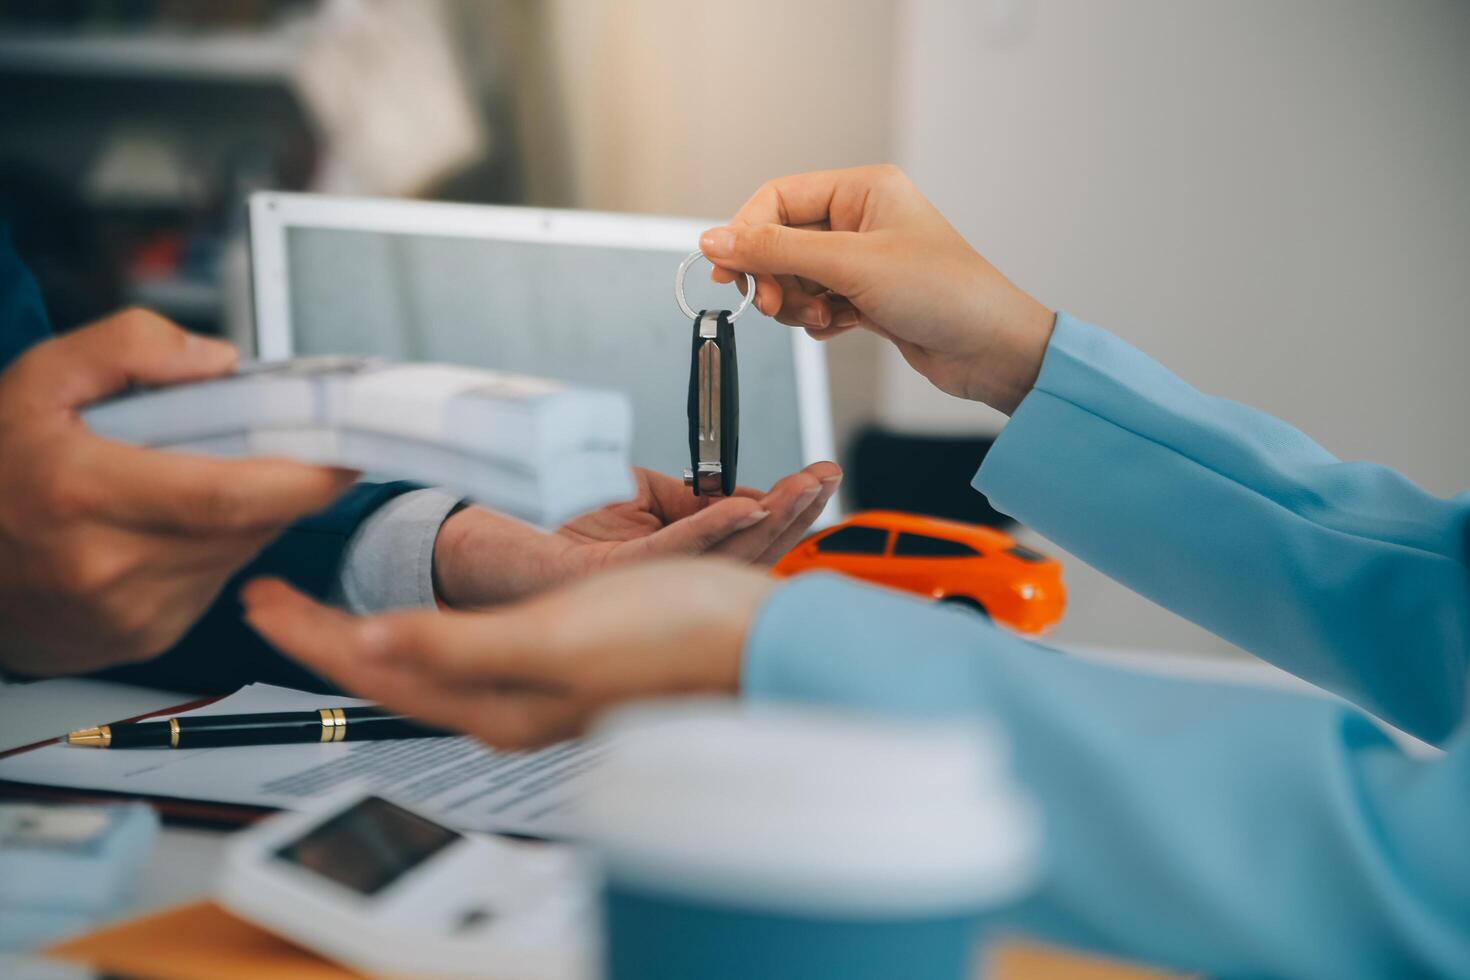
<box><xmin>1</xmin><ymin>224</ymin><xmax>417</xmax><ymax>693</ymax></box>
<box><xmin>0</xmin><ymin>225</ymin><xmax>52</xmax><ymax>364</ymax></box>
<box><xmin>95</xmin><ymin>481</ymin><xmax>421</xmax><ymax>694</ymax></box>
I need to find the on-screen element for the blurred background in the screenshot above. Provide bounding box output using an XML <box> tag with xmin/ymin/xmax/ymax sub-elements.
<box><xmin>2</xmin><ymin>0</ymin><xmax>1467</xmax><ymax>658</ymax></box>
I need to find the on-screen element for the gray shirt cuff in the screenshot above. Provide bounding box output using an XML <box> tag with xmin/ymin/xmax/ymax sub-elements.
<box><xmin>331</xmin><ymin>488</ymin><xmax>465</xmax><ymax>613</ymax></box>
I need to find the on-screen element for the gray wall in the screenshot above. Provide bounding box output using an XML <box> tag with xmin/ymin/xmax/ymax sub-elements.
<box><xmin>891</xmin><ymin>0</ymin><xmax>1470</xmax><ymax>656</ymax></box>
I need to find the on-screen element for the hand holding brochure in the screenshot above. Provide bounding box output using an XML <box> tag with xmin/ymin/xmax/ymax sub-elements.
<box><xmin>80</xmin><ymin>356</ymin><xmax>636</xmax><ymax>527</ymax></box>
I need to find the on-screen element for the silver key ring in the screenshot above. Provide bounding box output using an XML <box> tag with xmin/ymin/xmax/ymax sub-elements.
<box><xmin>675</xmin><ymin>250</ymin><xmax>756</xmax><ymax>323</ymax></box>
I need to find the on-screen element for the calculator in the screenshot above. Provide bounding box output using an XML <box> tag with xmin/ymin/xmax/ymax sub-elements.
<box><xmin>216</xmin><ymin>791</ymin><xmax>591</xmax><ymax>979</ymax></box>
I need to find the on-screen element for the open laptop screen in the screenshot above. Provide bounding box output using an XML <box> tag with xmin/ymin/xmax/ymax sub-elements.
<box><xmin>279</xmin><ymin>225</ymin><xmax>811</xmax><ymax>494</ymax></box>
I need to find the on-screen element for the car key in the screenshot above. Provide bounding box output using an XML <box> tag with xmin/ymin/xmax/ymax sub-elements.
<box><xmin>686</xmin><ymin>309</ymin><xmax>738</xmax><ymax>496</ymax></box>
<box><xmin>674</xmin><ymin>251</ymin><xmax>755</xmax><ymax>497</ymax></box>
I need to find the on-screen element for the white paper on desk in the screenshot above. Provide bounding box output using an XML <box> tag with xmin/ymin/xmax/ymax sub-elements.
<box><xmin>0</xmin><ymin>684</ymin><xmax>602</xmax><ymax>839</ymax></box>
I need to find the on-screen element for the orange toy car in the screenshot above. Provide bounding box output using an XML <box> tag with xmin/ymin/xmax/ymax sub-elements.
<box><xmin>772</xmin><ymin>511</ymin><xmax>1066</xmax><ymax>634</ymax></box>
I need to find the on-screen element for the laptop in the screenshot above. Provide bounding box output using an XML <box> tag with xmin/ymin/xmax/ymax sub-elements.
<box><xmin>248</xmin><ymin>192</ymin><xmax>838</xmax><ymax>519</ymax></box>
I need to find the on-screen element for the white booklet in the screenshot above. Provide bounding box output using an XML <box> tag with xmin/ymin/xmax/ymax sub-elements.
<box><xmin>0</xmin><ymin>684</ymin><xmax>601</xmax><ymax>840</ymax></box>
<box><xmin>80</xmin><ymin>357</ymin><xmax>637</xmax><ymax>527</ymax></box>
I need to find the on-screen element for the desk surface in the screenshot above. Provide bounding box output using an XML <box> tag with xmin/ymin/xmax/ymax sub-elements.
<box><xmin>3</xmin><ymin>648</ymin><xmax>1317</xmax><ymax>978</ymax></box>
<box><xmin>5</xmin><ymin>644</ymin><xmax>1330</xmax><ymax>933</ymax></box>
<box><xmin>46</xmin><ymin>897</ymin><xmax>1182</xmax><ymax>980</ymax></box>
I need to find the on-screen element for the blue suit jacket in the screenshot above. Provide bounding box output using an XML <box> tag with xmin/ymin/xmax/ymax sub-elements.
<box><xmin>1</xmin><ymin>227</ymin><xmax>413</xmax><ymax>693</ymax></box>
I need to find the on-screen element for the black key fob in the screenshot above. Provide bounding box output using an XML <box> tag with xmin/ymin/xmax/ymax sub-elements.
<box><xmin>684</xmin><ymin>309</ymin><xmax>738</xmax><ymax>496</ymax></box>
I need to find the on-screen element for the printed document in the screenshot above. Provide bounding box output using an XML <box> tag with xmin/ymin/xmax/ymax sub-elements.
<box><xmin>0</xmin><ymin>684</ymin><xmax>601</xmax><ymax>838</ymax></box>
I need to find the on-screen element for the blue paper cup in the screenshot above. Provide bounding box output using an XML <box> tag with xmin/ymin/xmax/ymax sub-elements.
<box><xmin>581</xmin><ymin>702</ymin><xmax>1039</xmax><ymax>980</ymax></box>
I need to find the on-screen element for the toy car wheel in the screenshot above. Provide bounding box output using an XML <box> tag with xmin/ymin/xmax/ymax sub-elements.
<box><xmin>938</xmin><ymin>596</ymin><xmax>991</xmax><ymax>620</ymax></box>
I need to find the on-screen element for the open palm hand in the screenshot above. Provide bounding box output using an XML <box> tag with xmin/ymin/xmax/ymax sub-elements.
<box><xmin>432</xmin><ymin>464</ymin><xmax>840</xmax><ymax>609</ymax></box>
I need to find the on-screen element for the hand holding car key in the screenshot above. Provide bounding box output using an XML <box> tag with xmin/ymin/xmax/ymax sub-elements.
<box><xmin>676</xmin><ymin>250</ymin><xmax>756</xmax><ymax>497</ymax></box>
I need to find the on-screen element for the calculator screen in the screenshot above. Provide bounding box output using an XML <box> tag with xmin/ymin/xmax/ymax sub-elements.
<box><xmin>276</xmin><ymin>796</ymin><xmax>461</xmax><ymax>896</ymax></box>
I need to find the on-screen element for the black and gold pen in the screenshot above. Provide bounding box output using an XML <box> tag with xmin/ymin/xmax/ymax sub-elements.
<box><xmin>66</xmin><ymin>707</ymin><xmax>447</xmax><ymax>749</ymax></box>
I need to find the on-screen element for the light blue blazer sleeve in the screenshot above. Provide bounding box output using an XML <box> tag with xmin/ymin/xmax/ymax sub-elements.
<box><xmin>742</xmin><ymin>314</ymin><xmax>1470</xmax><ymax>978</ymax></box>
<box><xmin>978</xmin><ymin>313</ymin><xmax>1469</xmax><ymax>744</ymax></box>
